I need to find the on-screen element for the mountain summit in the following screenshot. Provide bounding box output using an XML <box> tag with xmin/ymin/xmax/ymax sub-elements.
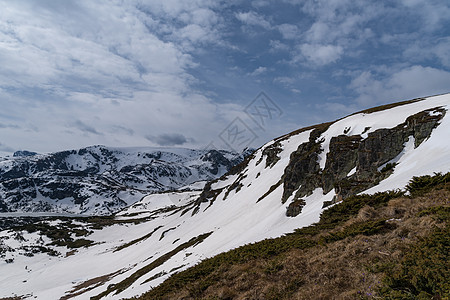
<box><xmin>0</xmin><ymin>93</ymin><xmax>449</xmax><ymax>299</ymax></box>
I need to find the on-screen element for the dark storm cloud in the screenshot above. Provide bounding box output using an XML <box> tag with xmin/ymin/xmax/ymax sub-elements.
<box><xmin>0</xmin><ymin>123</ymin><xmax>19</xmax><ymax>129</ymax></box>
<box><xmin>73</xmin><ymin>120</ymin><xmax>102</xmax><ymax>135</ymax></box>
<box><xmin>146</xmin><ymin>133</ymin><xmax>188</xmax><ymax>146</ymax></box>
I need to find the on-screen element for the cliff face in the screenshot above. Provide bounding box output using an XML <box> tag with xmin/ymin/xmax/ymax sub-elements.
<box><xmin>280</xmin><ymin>106</ymin><xmax>446</xmax><ymax>207</ymax></box>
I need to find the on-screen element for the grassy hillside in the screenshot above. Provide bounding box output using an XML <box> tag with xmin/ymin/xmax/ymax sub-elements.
<box><xmin>133</xmin><ymin>173</ymin><xmax>449</xmax><ymax>300</ymax></box>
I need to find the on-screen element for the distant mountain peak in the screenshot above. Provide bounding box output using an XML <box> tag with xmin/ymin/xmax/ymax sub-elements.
<box><xmin>12</xmin><ymin>150</ymin><xmax>38</xmax><ymax>157</ymax></box>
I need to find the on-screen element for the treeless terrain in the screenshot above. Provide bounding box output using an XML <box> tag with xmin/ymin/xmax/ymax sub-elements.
<box><xmin>135</xmin><ymin>174</ymin><xmax>449</xmax><ymax>300</ymax></box>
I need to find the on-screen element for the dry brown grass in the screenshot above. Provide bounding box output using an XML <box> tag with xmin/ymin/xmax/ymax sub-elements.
<box><xmin>143</xmin><ymin>184</ymin><xmax>449</xmax><ymax>300</ymax></box>
<box><xmin>60</xmin><ymin>269</ymin><xmax>124</xmax><ymax>300</ymax></box>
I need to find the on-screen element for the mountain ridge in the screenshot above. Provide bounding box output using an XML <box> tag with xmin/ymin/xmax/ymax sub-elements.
<box><xmin>0</xmin><ymin>93</ymin><xmax>449</xmax><ymax>300</ymax></box>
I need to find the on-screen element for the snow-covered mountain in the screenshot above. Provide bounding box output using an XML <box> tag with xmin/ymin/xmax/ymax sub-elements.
<box><xmin>0</xmin><ymin>94</ymin><xmax>449</xmax><ymax>299</ymax></box>
<box><xmin>0</xmin><ymin>146</ymin><xmax>249</xmax><ymax>215</ymax></box>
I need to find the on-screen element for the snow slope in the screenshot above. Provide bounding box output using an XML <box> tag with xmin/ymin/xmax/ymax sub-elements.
<box><xmin>0</xmin><ymin>94</ymin><xmax>449</xmax><ymax>299</ymax></box>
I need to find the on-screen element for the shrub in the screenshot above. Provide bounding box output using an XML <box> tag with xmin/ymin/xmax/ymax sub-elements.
<box><xmin>323</xmin><ymin>219</ymin><xmax>396</xmax><ymax>243</ymax></box>
<box><xmin>380</xmin><ymin>162</ymin><xmax>397</xmax><ymax>173</ymax></box>
<box><xmin>406</xmin><ymin>172</ymin><xmax>450</xmax><ymax>197</ymax></box>
<box><xmin>67</xmin><ymin>239</ymin><xmax>94</xmax><ymax>248</ymax></box>
<box><xmin>417</xmin><ymin>206</ymin><xmax>450</xmax><ymax>222</ymax></box>
<box><xmin>314</xmin><ymin>190</ymin><xmax>404</xmax><ymax>228</ymax></box>
<box><xmin>380</xmin><ymin>226</ymin><xmax>450</xmax><ymax>299</ymax></box>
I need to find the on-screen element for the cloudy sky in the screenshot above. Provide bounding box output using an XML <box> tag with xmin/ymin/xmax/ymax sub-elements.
<box><xmin>0</xmin><ymin>0</ymin><xmax>449</xmax><ymax>156</ymax></box>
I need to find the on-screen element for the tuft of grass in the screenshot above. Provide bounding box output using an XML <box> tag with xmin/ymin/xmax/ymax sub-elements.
<box><xmin>134</xmin><ymin>190</ymin><xmax>404</xmax><ymax>299</ymax></box>
<box><xmin>351</xmin><ymin>98</ymin><xmax>424</xmax><ymax>115</ymax></box>
<box><xmin>306</xmin><ymin>190</ymin><xmax>404</xmax><ymax>232</ymax></box>
<box><xmin>11</xmin><ymin>214</ymin><xmax>156</xmax><ymax>255</ymax></box>
<box><xmin>114</xmin><ymin>226</ymin><xmax>163</xmax><ymax>252</ymax></box>
<box><xmin>66</xmin><ymin>238</ymin><xmax>94</xmax><ymax>248</ymax></box>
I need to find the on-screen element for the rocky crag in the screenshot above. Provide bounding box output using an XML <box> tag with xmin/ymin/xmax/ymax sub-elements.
<box><xmin>193</xmin><ymin>98</ymin><xmax>447</xmax><ymax>217</ymax></box>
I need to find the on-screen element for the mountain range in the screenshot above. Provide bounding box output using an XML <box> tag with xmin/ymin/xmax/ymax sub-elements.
<box><xmin>0</xmin><ymin>93</ymin><xmax>449</xmax><ymax>299</ymax></box>
<box><xmin>0</xmin><ymin>146</ymin><xmax>250</xmax><ymax>215</ymax></box>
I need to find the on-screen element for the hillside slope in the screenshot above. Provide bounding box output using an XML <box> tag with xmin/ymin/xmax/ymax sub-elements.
<box><xmin>137</xmin><ymin>173</ymin><xmax>449</xmax><ymax>300</ymax></box>
<box><xmin>0</xmin><ymin>93</ymin><xmax>449</xmax><ymax>300</ymax></box>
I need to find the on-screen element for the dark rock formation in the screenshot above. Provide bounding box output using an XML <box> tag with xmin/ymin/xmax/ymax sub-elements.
<box><xmin>322</xmin><ymin>135</ymin><xmax>362</xmax><ymax>194</ymax></box>
<box><xmin>286</xmin><ymin>199</ymin><xmax>306</xmax><ymax>217</ymax></box>
<box><xmin>13</xmin><ymin>151</ymin><xmax>38</xmax><ymax>157</ymax></box>
<box><xmin>262</xmin><ymin>141</ymin><xmax>282</xmax><ymax>168</ymax></box>
<box><xmin>201</xmin><ymin>150</ymin><xmax>236</xmax><ymax>175</ymax></box>
<box><xmin>281</xmin><ymin>124</ymin><xmax>331</xmax><ymax>203</ymax></box>
<box><xmin>283</xmin><ymin>106</ymin><xmax>446</xmax><ymax>207</ymax></box>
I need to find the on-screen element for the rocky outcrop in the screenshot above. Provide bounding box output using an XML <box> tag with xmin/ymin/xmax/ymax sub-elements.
<box><xmin>339</xmin><ymin>106</ymin><xmax>447</xmax><ymax>198</ymax></box>
<box><xmin>282</xmin><ymin>106</ymin><xmax>446</xmax><ymax>212</ymax></box>
<box><xmin>322</xmin><ymin>135</ymin><xmax>362</xmax><ymax>194</ymax></box>
<box><xmin>281</xmin><ymin>123</ymin><xmax>331</xmax><ymax>203</ymax></box>
<box><xmin>201</xmin><ymin>150</ymin><xmax>244</xmax><ymax>175</ymax></box>
<box><xmin>261</xmin><ymin>141</ymin><xmax>282</xmax><ymax>168</ymax></box>
<box><xmin>286</xmin><ymin>199</ymin><xmax>306</xmax><ymax>217</ymax></box>
<box><xmin>157</xmin><ymin>104</ymin><xmax>446</xmax><ymax>219</ymax></box>
<box><xmin>13</xmin><ymin>151</ymin><xmax>38</xmax><ymax>157</ymax></box>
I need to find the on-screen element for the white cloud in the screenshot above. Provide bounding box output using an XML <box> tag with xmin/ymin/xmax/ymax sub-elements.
<box><xmin>251</xmin><ymin>0</ymin><xmax>272</xmax><ymax>8</ymax></box>
<box><xmin>146</xmin><ymin>133</ymin><xmax>190</xmax><ymax>146</ymax></box>
<box><xmin>249</xmin><ymin>66</ymin><xmax>267</xmax><ymax>76</ymax></box>
<box><xmin>272</xmin><ymin>0</ymin><xmax>384</xmax><ymax>68</ymax></box>
<box><xmin>298</xmin><ymin>43</ymin><xmax>343</xmax><ymax>65</ymax></box>
<box><xmin>315</xmin><ymin>101</ymin><xmax>357</xmax><ymax>115</ymax></box>
<box><xmin>235</xmin><ymin>11</ymin><xmax>272</xmax><ymax>29</ymax></box>
<box><xmin>277</xmin><ymin>24</ymin><xmax>298</xmax><ymax>39</ymax></box>
<box><xmin>0</xmin><ymin>1</ymin><xmax>193</xmax><ymax>94</ymax></box>
<box><xmin>0</xmin><ymin>142</ymin><xmax>15</xmax><ymax>153</ymax></box>
<box><xmin>433</xmin><ymin>39</ymin><xmax>450</xmax><ymax>67</ymax></box>
<box><xmin>304</xmin><ymin>22</ymin><xmax>329</xmax><ymax>42</ymax></box>
<box><xmin>72</xmin><ymin>120</ymin><xmax>102</xmax><ymax>136</ymax></box>
<box><xmin>149</xmin><ymin>4</ymin><xmax>226</xmax><ymax>50</ymax></box>
<box><xmin>403</xmin><ymin>37</ymin><xmax>450</xmax><ymax>68</ymax></box>
<box><xmin>274</xmin><ymin>76</ymin><xmax>295</xmax><ymax>85</ymax></box>
<box><xmin>269</xmin><ymin>40</ymin><xmax>289</xmax><ymax>52</ymax></box>
<box><xmin>400</xmin><ymin>0</ymin><xmax>450</xmax><ymax>30</ymax></box>
<box><xmin>301</xmin><ymin>0</ymin><xmax>381</xmax><ymax>40</ymax></box>
<box><xmin>1</xmin><ymin>0</ymin><xmax>449</xmax><ymax>156</ymax></box>
<box><xmin>350</xmin><ymin>65</ymin><xmax>450</xmax><ymax>105</ymax></box>
<box><xmin>0</xmin><ymin>1</ymin><xmax>255</xmax><ymax>155</ymax></box>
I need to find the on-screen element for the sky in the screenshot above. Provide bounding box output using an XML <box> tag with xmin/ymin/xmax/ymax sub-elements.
<box><xmin>0</xmin><ymin>0</ymin><xmax>449</xmax><ymax>156</ymax></box>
